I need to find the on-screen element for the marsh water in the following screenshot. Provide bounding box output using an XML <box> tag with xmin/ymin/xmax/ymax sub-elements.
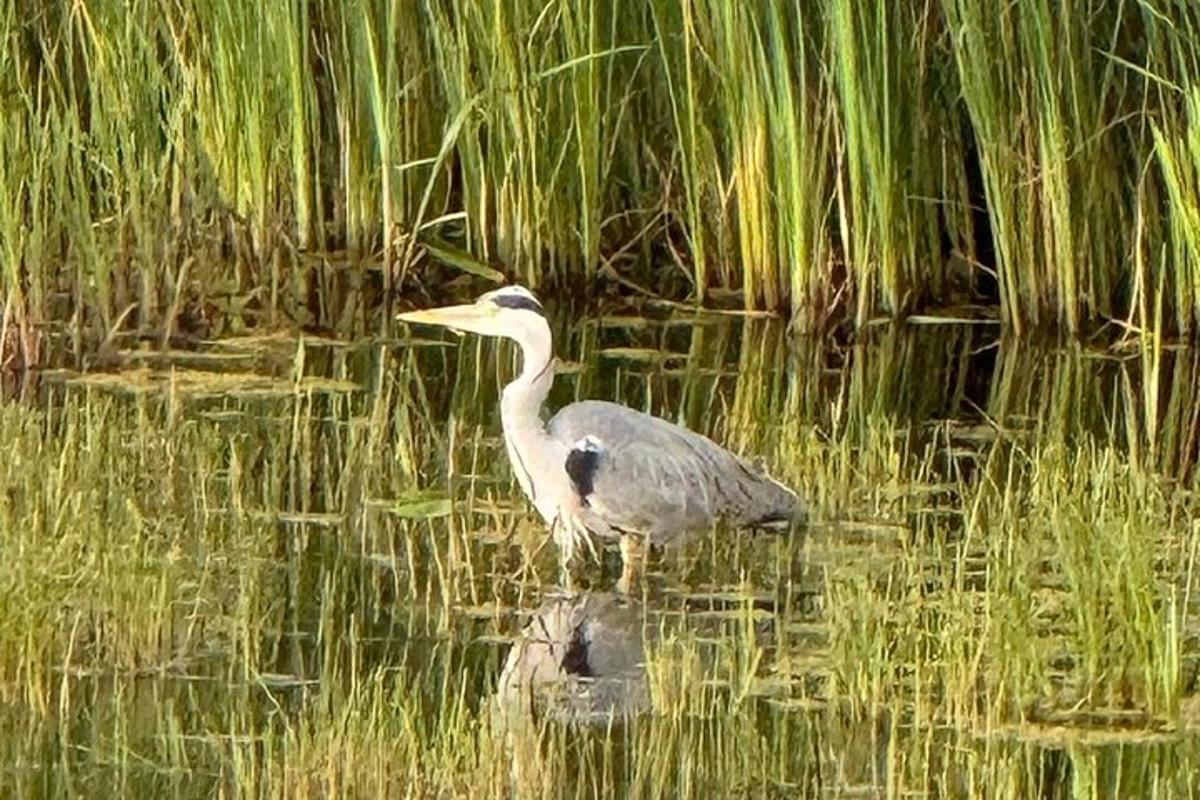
<box><xmin>3</xmin><ymin>300</ymin><xmax>1200</xmax><ymax>798</ymax></box>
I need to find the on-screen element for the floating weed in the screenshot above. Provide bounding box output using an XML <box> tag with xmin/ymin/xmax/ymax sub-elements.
<box><xmin>63</xmin><ymin>368</ymin><xmax>360</xmax><ymax>398</ymax></box>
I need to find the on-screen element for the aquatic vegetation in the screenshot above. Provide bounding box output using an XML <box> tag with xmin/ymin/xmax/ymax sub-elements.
<box><xmin>4</xmin><ymin>0</ymin><xmax>1200</xmax><ymax>792</ymax></box>
<box><xmin>0</xmin><ymin>319</ymin><xmax>1198</xmax><ymax>796</ymax></box>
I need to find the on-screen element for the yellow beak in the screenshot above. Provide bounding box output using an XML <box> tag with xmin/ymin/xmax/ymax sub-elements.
<box><xmin>395</xmin><ymin>303</ymin><xmax>497</xmax><ymax>336</ymax></box>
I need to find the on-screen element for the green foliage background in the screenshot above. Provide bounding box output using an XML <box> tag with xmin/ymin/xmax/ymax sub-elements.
<box><xmin>3</xmin><ymin>0</ymin><xmax>1200</xmax><ymax>347</ymax></box>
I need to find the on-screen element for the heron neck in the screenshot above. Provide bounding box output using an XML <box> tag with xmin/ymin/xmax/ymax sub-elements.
<box><xmin>500</xmin><ymin>335</ymin><xmax>555</xmax><ymax>431</ymax></box>
<box><xmin>498</xmin><ymin>326</ymin><xmax>569</xmax><ymax>520</ymax></box>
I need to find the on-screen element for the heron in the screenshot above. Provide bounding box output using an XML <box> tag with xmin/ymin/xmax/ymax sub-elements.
<box><xmin>396</xmin><ymin>285</ymin><xmax>804</xmax><ymax>588</ymax></box>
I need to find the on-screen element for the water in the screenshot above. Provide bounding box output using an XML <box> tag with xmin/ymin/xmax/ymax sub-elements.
<box><xmin>2</xmin><ymin>304</ymin><xmax>1199</xmax><ymax>798</ymax></box>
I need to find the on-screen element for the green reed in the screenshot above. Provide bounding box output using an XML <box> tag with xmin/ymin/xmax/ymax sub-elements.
<box><xmin>6</xmin><ymin>1</ymin><xmax>1200</xmax><ymax>360</ymax></box>
<box><xmin>827</xmin><ymin>0</ymin><xmax>957</xmax><ymax>322</ymax></box>
<box><xmin>1154</xmin><ymin>86</ymin><xmax>1200</xmax><ymax>337</ymax></box>
<box><xmin>941</xmin><ymin>0</ymin><xmax>1186</xmax><ymax>335</ymax></box>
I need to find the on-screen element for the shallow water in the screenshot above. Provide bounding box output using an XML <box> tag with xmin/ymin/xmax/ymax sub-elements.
<box><xmin>2</xmin><ymin>306</ymin><xmax>1200</xmax><ymax>798</ymax></box>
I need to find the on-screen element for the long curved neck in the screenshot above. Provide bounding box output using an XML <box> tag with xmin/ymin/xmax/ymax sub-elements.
<box><xmin>499</xmin><ymin>325</ymin><xmax>554</xmax><ymax>430</ymax></box>
<box><xmin>499</xmin><ymin>320</ymin><xmax>562</xmax><ymax>514</ymax></box>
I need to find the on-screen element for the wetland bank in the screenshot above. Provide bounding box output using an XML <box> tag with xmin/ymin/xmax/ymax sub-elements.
<box><xmin>6</xmin><ymin>0</ymin><xmax>1200</xmax><ymax>796</ymax></box>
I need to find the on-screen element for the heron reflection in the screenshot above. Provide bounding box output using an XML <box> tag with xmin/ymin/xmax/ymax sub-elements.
<box><xmin>496</xmin><ymin>592</ymin><xmax>650</xmax><ymax>723</ymax></box>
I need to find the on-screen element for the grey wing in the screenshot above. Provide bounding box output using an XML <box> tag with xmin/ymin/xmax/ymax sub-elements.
<box><xmin>549</xmin><ymin>400</ymin><xmax>801</xmax><ymax>542</ymax></box>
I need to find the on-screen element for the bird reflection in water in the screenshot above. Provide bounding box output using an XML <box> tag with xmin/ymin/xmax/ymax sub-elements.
<box><xmin>496</xmin><ymin>591</ymin><xmax>651</xmax><ymax>724</ymax></box>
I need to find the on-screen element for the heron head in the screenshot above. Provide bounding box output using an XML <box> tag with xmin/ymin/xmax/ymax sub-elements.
<box><xmin>395</xmin><ymin>285</ymin><xmax>548</xmax><ymax>343</ymax></box>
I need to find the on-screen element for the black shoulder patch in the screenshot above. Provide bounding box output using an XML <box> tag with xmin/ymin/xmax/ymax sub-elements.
<box><xmin>561</xmin><ymin>622</ymin><xmax>593</xmax><ymax>677</ymax></box>
<box><xmin>492</xmin><ymin>293</ymin><xmax>545</xmax><ymax>316</ymax></box>
<box><xmin>565</xmin><ymin>446</ymin><xmax>602</xmax><ymax>501</ymax></box>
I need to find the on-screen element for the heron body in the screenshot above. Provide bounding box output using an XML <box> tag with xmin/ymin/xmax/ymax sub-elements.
<box><xmin>397</xmin><ymin>286</ymin><xmax>804</xmax><ymax>567</ymax></box>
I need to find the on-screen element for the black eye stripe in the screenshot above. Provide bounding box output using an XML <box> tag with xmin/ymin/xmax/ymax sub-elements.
<box><xmin>492</xmin><ymin>294</ymin><xmax>545</xmax><ymax>316</ymax></box>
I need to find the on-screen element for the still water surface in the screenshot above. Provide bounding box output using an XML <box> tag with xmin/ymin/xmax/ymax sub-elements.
<box><xmin>2</xmin><ymin>302</ymin><xmax>1199</xmax><ymax>797</ymax></box>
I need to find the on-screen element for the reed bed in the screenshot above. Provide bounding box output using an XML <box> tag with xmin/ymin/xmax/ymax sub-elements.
<box><xmin>3</xmin><ymin>0</ymin><xmax>1200</xmax><ymax>358</ymax></box>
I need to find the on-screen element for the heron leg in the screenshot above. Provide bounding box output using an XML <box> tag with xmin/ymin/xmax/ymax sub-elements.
<box><xmin>560</xmin><ymin>550</ymin><xmax>579</xmax><ymax>592</ymax></box>
<box><xmin>617</xmin><ymin>534</ymin><xmax>646</xmax><ymax>595</ymax></box>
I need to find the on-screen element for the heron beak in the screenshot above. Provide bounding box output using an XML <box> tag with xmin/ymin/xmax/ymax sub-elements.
<box><xmin>395</xmin><ymin>303</ymin><xmax>496</xmax><ymax>336</ymax></box>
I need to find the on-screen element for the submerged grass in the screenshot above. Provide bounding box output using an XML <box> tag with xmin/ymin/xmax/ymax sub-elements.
<box><xmin>2</xmin><ymin>317</ymin><xmax>1200</xmax><ymax>796</ymax></box>
<box><xmin>6</xmin><ymin>1</ymin><xmax>1200</xmax><ymax>357</ymax></box>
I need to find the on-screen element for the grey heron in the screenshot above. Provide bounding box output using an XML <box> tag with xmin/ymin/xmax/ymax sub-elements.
<box><xmin>396</xmin><ymin>285</ymin><xmax>804</xmax><ymax>586</ymax></box>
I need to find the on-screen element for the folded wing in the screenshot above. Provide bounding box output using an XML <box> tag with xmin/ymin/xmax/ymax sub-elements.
<box><xmin>550</xmin><ymin>400</ymin><xmax>802</xmax><ymax>543</ymax></box>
